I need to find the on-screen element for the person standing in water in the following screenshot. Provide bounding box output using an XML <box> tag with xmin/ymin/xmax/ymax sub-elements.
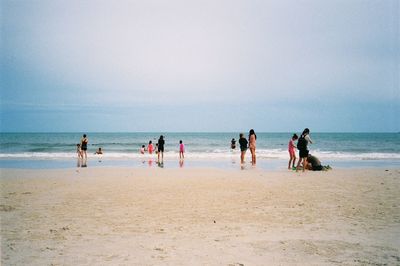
<box><xmin>157</xmin><ymin>135</ymin><xmax>165</xmax><ymax>163</ymax></box>
<box><xmin>80</xmin><ymin>134</ymin><xmax>88</xmax><ymax>160</ymax></box>
<box><xmin>80</xmin><ymin>134</ymin><xmax>88</xmax><ymax>167</ymax></box>
<box><xmin>76</xmin><ymin>143</ymin><xmax>82</xmax><ymax>168</ymax></box>
<box><xmin>76</xmin><ymin>144</ymin><xmax>82</xmax><ymax>158</ymax></box>
<box><xmin>248</xmin><ymin>129</ymin><xmax>257</xmax><ymax>166</ymax></box>
<box><xmin>179</xmin><ymin>140</ymin><xmax>185</xmax><ymax>160</ymax></box>
<box><xmin>148</xmin><ymin>141</ymin><xmax>154</xmax><ymax>154</ymax></box>
<box><xmin>239</xmin><ymin>133</ymin><xmax>248</xmax><ymax>165</ymax></box>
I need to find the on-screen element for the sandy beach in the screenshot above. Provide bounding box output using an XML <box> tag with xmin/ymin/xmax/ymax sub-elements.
<box><xmin>1</xmin><ymin>167</ymin><xmax>399</xmax><ymax>265</ymax></box>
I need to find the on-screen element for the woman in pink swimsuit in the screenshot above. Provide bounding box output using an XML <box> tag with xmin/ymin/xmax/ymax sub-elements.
<box><xmin>248</xmin><ymin>129</ymin><xmax>257</xmax><ymax>166</ymax></box>
<box><xmin>288</xmin><ymin>134</ymin><xmax>298</xmax><ymax>170</ymax></box>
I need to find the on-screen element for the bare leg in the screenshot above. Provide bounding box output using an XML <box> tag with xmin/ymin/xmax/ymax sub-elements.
<box><xmin>252</xmin><ymin>148</ymin><xmax>256</xmax><ymax>165</ymax></box>
<box><xmin>296</xmin><ymin>158</ymin><xmax>303</xmax><ymax>172</ymax></box>
<box><xmin>303</xmin><ymin>158</ymin><xmax>307</xmax><ymax>172</ymax></box>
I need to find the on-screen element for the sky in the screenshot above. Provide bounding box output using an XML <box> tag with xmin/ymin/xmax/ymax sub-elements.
<box><xmin>1</xmin><ymin>0</ymin><xmax>399</xmax><ymax>132</ymax></box>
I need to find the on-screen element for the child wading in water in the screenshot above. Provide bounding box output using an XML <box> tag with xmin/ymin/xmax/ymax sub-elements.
<box><xmin>76</xmin><ymin>144</ymin><xmax>82</xmax><ymax>159</ymax></box>
<box><xmin>288</xmin><ymin>134</ymin><xmax>298</xmax><ymax>170</ymax></box>
<box><xmin>76</xmin><ymin>144</ymin><xmax>83</xmax><ymax>169</ymax></box>
<box><xmin>179</xmin><ymin>140</ymin><xmax>185</xmax><ymax>159</ymax></box>
<box><xmin>148</xmin><ymin>141</ymin><xmax>154</xmax><ymax>154</ymax></box>
<box><xmin>140</xmin><ymin>145</ymin><xmax>146</xmax><ymax>154</ymax></box>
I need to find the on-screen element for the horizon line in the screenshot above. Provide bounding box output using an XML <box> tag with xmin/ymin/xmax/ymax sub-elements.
<box><xmin>1</xmin><ymin>131</ymin><xmax>399</xmax><ymax>134</ymax></box>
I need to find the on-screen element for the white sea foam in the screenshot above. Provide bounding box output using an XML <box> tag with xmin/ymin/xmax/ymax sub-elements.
<box><xmin>1</xmin><ymin>149</ymin><xmax>399</xmax><ymax>161</ymax></box>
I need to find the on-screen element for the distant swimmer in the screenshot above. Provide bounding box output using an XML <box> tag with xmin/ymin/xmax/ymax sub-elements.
<box><xmin>231</xmin><ymin>138</ymin><xmax>236</xmax><ymax>149</ymax></box>
<box><xmin>94</xmin><ymin>147</ymin><xmax>103</xmax><ymax>162</ymax></box>
<box><xmin>140</xmin><ymin>145</ymin><xmax>146</xmax><ymax>154</ymax></box>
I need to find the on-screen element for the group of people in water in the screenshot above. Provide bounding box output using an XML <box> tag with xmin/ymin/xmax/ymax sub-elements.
<box><xmin>230</xmin><ymin>129</ymin><xmax>257</xmax><ymax>166</ymax></box>
<box><xmin>76</xmin><ymin>128</ymin><xmax>331</xmax><ymax>171</ymax></box>
<box><xmin>139</xmin><ymin>135</ymin><xmax>185</xmax><ymax>163</ymax></box>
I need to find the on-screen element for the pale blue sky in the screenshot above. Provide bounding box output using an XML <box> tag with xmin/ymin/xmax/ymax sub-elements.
<box><xmin>1</xmin><ymin>0</ymin><xmax>399</xmax><ymax>132</ymax></box>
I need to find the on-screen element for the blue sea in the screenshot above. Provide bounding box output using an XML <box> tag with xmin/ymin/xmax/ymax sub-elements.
<box><xmin>0</xmin><ymin>132</ymin><xmax>399</xmax><ymax>170</ymax></box>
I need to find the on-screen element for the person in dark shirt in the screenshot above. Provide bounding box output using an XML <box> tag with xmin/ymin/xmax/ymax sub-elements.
<box><xmin>239</xmin><ymin>133</ymin><xmax>248</xmax><ymax>164</ymax></box>
<box><xmin>157</xmin><ymin>135</ymin><xmax>165</xmax><ymax>163</ymax></box>
<box><xmin>306</xmin><ymin>154</ymin><xmax>332</xmax><ymax>171</ymax></box>
<box><xmin>296</xmin><ymin>128</ymin><xmax>313</xmax><ymax>172</ymax></box>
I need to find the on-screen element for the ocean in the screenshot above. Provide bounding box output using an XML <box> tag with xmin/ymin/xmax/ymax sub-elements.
<box><xmin>1</xmin><ymin>132</ymin><xmax>399</xmax><ymax>169</ymax></box>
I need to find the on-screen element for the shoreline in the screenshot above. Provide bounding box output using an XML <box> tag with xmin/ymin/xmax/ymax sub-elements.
<box><xmin>1</xmin><ymin>157</ymin><xmax>400</xmax><ymax>170</ymax></box>
<box><xmin>1</xmin><ymin>167</ymin><xmax>399</xmax><ymax>265</ymax></box>
<box><xmin>0</xmin><ymin>154</ymin><xmax>400</xmax><ymax>171</ymax></box>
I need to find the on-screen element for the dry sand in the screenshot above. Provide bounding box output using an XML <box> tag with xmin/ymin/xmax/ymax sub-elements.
<box><xmin>1</xmin><ymin>167</ymin><xmax>399</xmax><ymax>265</ymax></box>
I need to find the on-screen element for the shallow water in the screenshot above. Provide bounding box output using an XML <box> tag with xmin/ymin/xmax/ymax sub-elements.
<box><xmin>1</xmin><ymin>132</ymin><xmax>399</xmax><ymax>169</ymax></box>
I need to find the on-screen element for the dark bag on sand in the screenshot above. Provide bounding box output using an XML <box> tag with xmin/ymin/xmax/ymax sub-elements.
<box><xmin>297</xmin><ymin>136</ymin><xmax>307</xmax><ymax>150</ymax></box>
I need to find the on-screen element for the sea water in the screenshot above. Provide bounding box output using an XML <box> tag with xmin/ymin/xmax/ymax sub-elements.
<box><xmin>0</xmin><ymin>132</ymin><xmax>399</xmax><ymax>169</ymax></box>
